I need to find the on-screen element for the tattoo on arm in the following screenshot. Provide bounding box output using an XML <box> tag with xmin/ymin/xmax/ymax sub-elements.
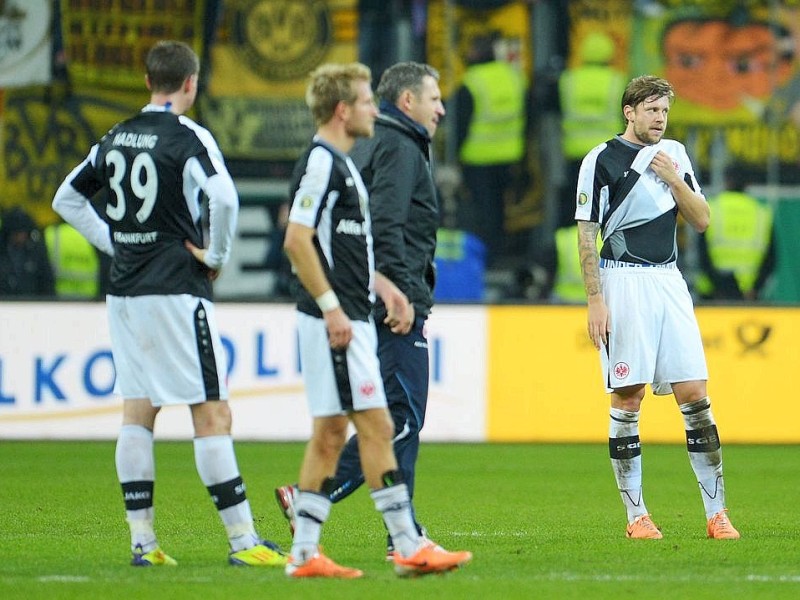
<box><xmin>578</xmin><ymin>222</ymin><xmax>601</xmax><ymax>297</ymax></box>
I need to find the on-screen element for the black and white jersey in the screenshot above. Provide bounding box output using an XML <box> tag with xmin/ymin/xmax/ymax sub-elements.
<box><xmin>288</xmin><ymin>137</ymin><xmax>374</xmax><ymax>321</ymax></box>
<box><xmin>575</xmin><ymin>136</ymin><xmax>703</xmax><ymax>264</ymax></box>
<box><xmin>53</xmin><ymin>104</ymin><xmax>237</xmax><ymax>299</ymax></box>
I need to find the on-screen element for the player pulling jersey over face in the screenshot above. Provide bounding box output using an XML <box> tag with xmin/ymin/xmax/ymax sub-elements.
<box><xmin>575</xmin><ymin>75</ymin><xmax>740</xmax><ymax>542</ymax></box>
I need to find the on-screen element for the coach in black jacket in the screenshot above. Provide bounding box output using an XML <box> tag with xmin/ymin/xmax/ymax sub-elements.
<box><xmin>330</xmin><ymin>62</ymin><xmax>450</xmax><ymax>553</ymax></box>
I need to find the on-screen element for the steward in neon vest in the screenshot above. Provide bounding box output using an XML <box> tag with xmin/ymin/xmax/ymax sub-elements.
<box><xmin>559</xmin><ymin>32</ymin><xmax>626</xmax><ymax>160</ymax></box>
<box><xmin>45</xmin><ymin>221</ymin><xmax>100</xmax><ymax>299</ymax></box>
<box><xmin>696</xmin><ymin>190</ymin><xmax>773</xmax><ymax>300</ymax></box>
<box><xmin>458</xmin><ymin>60</ymin><xmax>526</xmax><ymax>166</ymax></box>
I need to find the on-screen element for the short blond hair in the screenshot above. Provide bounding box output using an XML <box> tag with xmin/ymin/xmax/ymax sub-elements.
<box><xmin>306</xmin><ymin>62</ymin><xmax>372</xmax><ymax>126</ymax></box>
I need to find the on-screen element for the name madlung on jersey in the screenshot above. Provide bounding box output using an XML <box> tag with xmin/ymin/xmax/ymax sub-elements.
<box><xmin>112</xmin><ymin>131</ymin><xmax>159</xmax><ymax>149</ymax></box>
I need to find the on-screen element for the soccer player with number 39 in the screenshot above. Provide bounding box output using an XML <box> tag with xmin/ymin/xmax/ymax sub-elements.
<box><xmin>52</xmin><ymin>40</ymin><xmax>287</xmax><ymax>567</ymax></box>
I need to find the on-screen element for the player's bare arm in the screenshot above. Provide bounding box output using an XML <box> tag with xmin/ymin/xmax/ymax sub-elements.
<box><xmin>577</xmin><ymin>220</ymin><xmax>609</xmax><ymax>349</ymax></box>
<box><xmin>577</xmin><ymin>220</ymin><xmax>602</xmax><ymax>296</ymax></box>
<box><xmin>284</xmin><ymin>222</ymin><xmax>352</xmax><ymax>349</ymax></box>
<box><xmin>375</xmin><ymin>272</ymin><xmax>414</xmax><ymax>335</ymax></box>
<box><xmin>651</xmin><ymin>150</ymin><xmax>709</xmax><ymax>232</ymax></box>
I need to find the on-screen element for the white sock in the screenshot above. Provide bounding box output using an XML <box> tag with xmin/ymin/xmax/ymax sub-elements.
<box><xmin>609</xmin><ymin>408</ymin><xmax>648</xmax><ymax>522</ymax></box>
<box><xmin>194</xmin><ymin>435</ymin><xmax>258</xmax><ymax>551</ymax></box>
<box><xmin>116</xmin><ymin>424</ymin><xmax>157</xmax><ymax>552</ymax></box>
<box><xmin>681</xmin><ymin>397</ymin><xmax>726</xmax><ymax>518</ymax></box>
<box><xmin>371</xmin><ymin>483</ymin><xmax>420</xmax><ymax>557</ymax></box>
<box><xmin>291</xmin><ymin>491</ymin><xmax>331</xmax><ymax>564</ymax></box>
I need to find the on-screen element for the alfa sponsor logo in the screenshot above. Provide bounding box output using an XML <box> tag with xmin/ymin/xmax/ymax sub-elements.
<box><xmin>335</xmin><ymin>219</ymin><xmax>365</xmax><ymax>235</ymax></box>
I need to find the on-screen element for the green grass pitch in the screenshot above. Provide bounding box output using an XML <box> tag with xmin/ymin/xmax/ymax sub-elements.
<box><xmin>1</xmin><ymin>441</ymin><xmax>798</xmax><ymax>599</ymax></box>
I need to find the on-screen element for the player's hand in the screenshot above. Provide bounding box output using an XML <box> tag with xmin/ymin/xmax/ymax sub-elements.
<box><xmin>324</xmin><ymin>307</ymin><xmax>352</xmax><ymax>349</ymax></box>
<box><xmin>185</xmin><ymin>240</ymin><xmax>220</xmax><ymax>281</ymax></box>
<box><xmin>385</xmin><ymin>301</ymin><xmax>414</xmax><ymax>335</ymax></box>
<box><xmin>587</xmin><ymin>294</ymin><xmax>610</xmax><ymax>350</ymax></box>
<box><xmin>650</xmin><ymin>150</ymin><xmax>680</xmax><ymax>186</ymax></box>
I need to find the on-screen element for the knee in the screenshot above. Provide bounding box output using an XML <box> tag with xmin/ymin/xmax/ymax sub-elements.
<box><xmin>612</xmin><ymin>385</ymin><xmax>646</xmax><ymax>411</ymax></box>
<box><xmin>361</xmin><ymin>410</ymin><xmax>395</xmax><ymax>444</ymax></box>
<box><xmin>672</xmin><ymin>381</ymin><xmax>708</xmax><ymax>404</ymax></box>
<box><xmin>312</xmin><ymin>423</ymin><xmax>348</xmax><ymax>459</ymax></box>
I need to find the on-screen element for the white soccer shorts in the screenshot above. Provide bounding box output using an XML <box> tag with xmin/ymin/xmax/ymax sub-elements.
<box><xmin>599</xmin><ymin>265</ymin><xmax>708</xmax><ymax>393</ymax></box>
<box><xmin>296</xmin><ymin>311</ymin><xmax>387</xmax><ymax>417</ymax></box>
<box><xmin>107</xmin><ymin>294</ymin><xmax>228</xmax><ymax>405</ymax></box>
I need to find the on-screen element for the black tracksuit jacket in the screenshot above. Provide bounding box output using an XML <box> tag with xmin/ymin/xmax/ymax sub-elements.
<box><xmin>350</xmin><ymin>107</ymin><xmax>439</xmax><ymax>322</ymax></box>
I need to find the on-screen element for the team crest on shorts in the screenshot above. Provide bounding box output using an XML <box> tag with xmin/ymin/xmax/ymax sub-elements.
<box><xmin>578</xmin><ymin>192</ymin><xmax>588</xmax><ymax>205</ymax></box>
<box><xmin>613</xmin><ymin>362</ymin><xmax>630</xmax><ymax>379</ymax></box>
<box><xmin>360</xmin><ymin>381</ymin><xmax>377</xmax><ymax>398</ymax></box>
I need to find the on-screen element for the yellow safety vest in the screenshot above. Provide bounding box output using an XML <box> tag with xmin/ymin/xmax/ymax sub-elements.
<box><xmin>552</xmin><ymin>225</ymin><xmax>601</xmax><ymax>303</ymax></box>
<box><xmin>698</xmin><ymin>191</ymin><xmax>772</xmax><ymax>295</ymax></box>
<box><xmin>458</xmin><ymin>61</ymin><xmax>526</xmax><ymax>166</ymax></box>
<box><xmin>45</xmin><ymin>223</ymin><xmax>99</xmax><ymax>299</ymax></box>
<box><xmin>559</xmin><ymin>65</ymin><xmax>626</xmax><ymax>159</ymax></box>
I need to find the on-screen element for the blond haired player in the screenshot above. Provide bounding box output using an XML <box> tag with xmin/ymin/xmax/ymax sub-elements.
<box><xmin>282</xmin><ymin>62</ymin><xmax>472</xmax><ymax>578</ymax></box>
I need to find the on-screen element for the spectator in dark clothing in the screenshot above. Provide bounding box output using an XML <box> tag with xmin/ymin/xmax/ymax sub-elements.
<box><xmin>264</xmin><ymin>202</ymin><xmax>292</xmax><ymax>299</ymax></box>
<box><xmin>358</xmin><ymin>0</ymin><xmax>418</xmax><ymax>84</ymax></box>
<box><xmin>0</xmin><ymin>206</ymin><xmax>56</xmax><ymax>298</ymax></box>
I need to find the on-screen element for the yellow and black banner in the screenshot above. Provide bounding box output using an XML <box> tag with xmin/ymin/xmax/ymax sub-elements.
<box><xmin>1</xmin><ymin>1</ymin><xmax>208</xmax><ymax>223</ymax></box>
<box><xmin>629</xmin><ymin>0</ymin><xmax>800</xmax><ymax>170</ymax></box>
<box><xmin>59</xmin><ymin>0</ymin><xmax>205</xmax><ymax>91</ymax></box>
<box><xmin>201</xmin><ymin>0</ymin><xmax>358</xmax><ymax>160</ymax></box>
<box><xmin>1</xmin><ymin>87</ymin><xmax>142</xmax><ymax>225</ymax></box>
<box><xmin>426</xmin><ymin>0</ymin><xmax>532</xmax><ymax>98</ymax></box>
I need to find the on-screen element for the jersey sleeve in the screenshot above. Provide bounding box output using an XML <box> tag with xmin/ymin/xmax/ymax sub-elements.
<box><xmin>289</xmin><ymin>146</ymin><xmax>333</xmax><ymax>228</ymax></box>
<box><xmin>676</xmin><ymin>141</ymin><xmax>703</xmax><ymax>196</ymax></box>
<box><xmin>186</xmin><ymin>156</ymin><xmax>238</xmax><ymax>270</ymax></box>
<box><xmin>52</xmin><ymin>145</ymin><xmax>115</xmax><ymax>257</ymax></box>
<box><xmin>574</xmin><ymin>143</ymin><xmax>607</xmax><ymax>223</ymax></box>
